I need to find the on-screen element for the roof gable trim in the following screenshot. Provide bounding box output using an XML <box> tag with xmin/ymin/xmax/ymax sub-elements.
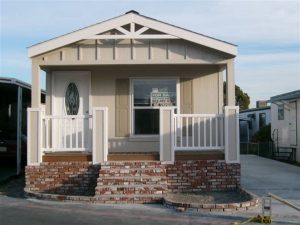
<box><xmin>28</xmin><ymin>12</ymin><xmax>237</xmax><ymax>58</ymax></box>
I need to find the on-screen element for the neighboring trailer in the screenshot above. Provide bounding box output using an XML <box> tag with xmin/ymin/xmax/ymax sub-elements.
<box><xmin>0</xmin><ymin>77</ymin><xmax>45</xmax><ymax>175</ymax></box>
<box><xmin>270</xmin><ymin>90</ymin><xmax>300</xmax><ymax>162</ymax></box>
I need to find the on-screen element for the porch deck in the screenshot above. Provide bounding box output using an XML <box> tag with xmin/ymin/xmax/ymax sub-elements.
<box><xmin>42</xmin><ymin>151</ymin><xmax>224</xmax><ymax>162</ymax></box>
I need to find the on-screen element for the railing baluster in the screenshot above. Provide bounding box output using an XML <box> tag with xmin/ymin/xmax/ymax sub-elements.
<box><xmin>76</xmin><ymin>117</ymin><xmax>78</xmax><ymax>149</ymax></box>
<box><xmin>198</xmin><ymin>117</ymin><xmax>200</xmax><ymax>147</ymax></box>
<box><xmin>192</xmin><ymin>117</ymin><xmax>194</xmax><ymax>147</ymax></box>
<box><xmin>81</xmin><ymin>118</ymin><xmax>84</xmax><ymax>149</ymax></box>
<box><xmin>186</xmin><ymin>117</ymin><xmax>188</xmax><ymax>147</ymax></box>
<box><xmin>64</xmin><ymin>118</ymin><xmax>66</xmax><ymax>149</ymax></box>
<box><xmin>180</xmin><ymin>117</ymin><xmax>183</xmax><ymax>147</ymax></box>
<box><xmin>210</xmin><ymin>117</ymin><xmax>212</xmax><ymax>147</ymax></box>
<box><xmin>174</xmin><ymin>116</ymin><xmax>177</xmax><ymax>148</ymax></box>
<box><xmin>215</xmin><ymin>117</ymin><xmax>218</xmax><ymax>147</ymax></box>
<box><xmin>45</xmin><ymin>118</ymin><xmax>48</xmax><ymax>150</ymax></box>
<box><xmin>204</xmin><ymin>117</ymin><xmax>206</xmax><ymax>147</ymax></box>
<box><xmin>70</xmin><ymin>117</ymin><xmax>73</xmax><ymax>149</ymax></box>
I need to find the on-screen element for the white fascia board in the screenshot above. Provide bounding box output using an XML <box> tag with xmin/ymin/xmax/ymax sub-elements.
<box><xmin>132</xmin><ymin>14</ymin><xmax>237</xmax><ymax>56</ymax></box>
<box><xmin>28</xmin><ymin>14</ymin><xmax>133</xmax><ymax>58</ymax></box>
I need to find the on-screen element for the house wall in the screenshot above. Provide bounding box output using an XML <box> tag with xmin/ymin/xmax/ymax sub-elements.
<box><xmin>36</xmin><ymin>39</ymin><xmax>231</xmax><ymax>66</ymax></box>
<box><xmin>271</xmin><ymin>98</ymin><xmax>300</xmax><ymax>162</ymax></box>
<box><xmin>46</xmin><ymin>65</ymin><xmax>223</xmax><ymax>153</ymax></box>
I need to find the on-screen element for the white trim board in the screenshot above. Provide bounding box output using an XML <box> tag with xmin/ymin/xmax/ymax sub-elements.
<box><xmin>28</xmin><ymin>12</ymin><xmax>237</xmax><ymax>57</ymax></box>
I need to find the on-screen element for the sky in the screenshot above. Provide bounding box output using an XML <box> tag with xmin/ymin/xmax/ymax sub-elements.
<box><xmin>0</xmin><ymin>0</ymin><xmax>299</xmax><ymax>107</ymax></box>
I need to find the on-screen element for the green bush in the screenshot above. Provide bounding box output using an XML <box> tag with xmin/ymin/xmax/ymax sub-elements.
<box><xmin>253</xmin><ymin>124</ymin><xmax>271</xmax><ymax>142</ymax></box>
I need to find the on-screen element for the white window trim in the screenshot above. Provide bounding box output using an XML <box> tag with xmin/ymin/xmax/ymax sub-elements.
<box><xmin>129</xmin><ymin>77</ymin><xmax>180</xmax><ymax>139</ymax></box>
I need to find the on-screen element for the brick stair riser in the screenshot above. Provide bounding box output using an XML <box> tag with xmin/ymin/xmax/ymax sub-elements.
<box><xmin>96</xmin><ymin>186</ymin><xmax>166</xmax><ymax>195</ymax></box>
<box><xmin>98</xmin><ymin>180</ymin><xmax>167</xmax><ymax>186</ymax></box>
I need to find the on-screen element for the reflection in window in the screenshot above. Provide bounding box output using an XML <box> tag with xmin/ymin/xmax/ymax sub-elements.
<box><xmin>65</xmin><ymin>82</ymin><xmax>79</xmax><ymax>115</ymax></box>
<box><xmin>133</xmin><ymin>79</ymin><xmax>177</xmax><ymax>135</ymax></box>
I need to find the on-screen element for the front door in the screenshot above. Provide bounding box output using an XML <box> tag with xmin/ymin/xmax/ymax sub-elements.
<box><xmin>289</xmin><ymin>101</ymin><xmax>297</xmax><ymax>146</ymax></box>
<box><xmin>52</xmin><ymin>71</ymin><xmax>91</xmax><ymax>150</ymax></box>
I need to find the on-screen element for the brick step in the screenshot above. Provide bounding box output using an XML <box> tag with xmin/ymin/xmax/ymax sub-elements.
<box><xmin>99</xmin><ymin>168</ymin><xmax>166</xmax><ymax>177</ymax></box>
<box><xmin>97</xmin><ymin>176</ymin><xmax>166</xmax><ymax>185</ymax></box>
<box><xmin>95</xmin><ymin>185</ymin><xmax>167</xmax><ymax>195</ymax></box>
<box><xmin>101</xmin><ymin>161</ymin><xmax>163</xmax><ymax>169</ymax></box>
<box><xmin>95</xmin><ymin>194</ymin><xmax>163</xmax><ymax>203</ymax></box>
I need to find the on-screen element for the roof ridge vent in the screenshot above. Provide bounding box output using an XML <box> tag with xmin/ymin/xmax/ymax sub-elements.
<box><xmin>125</xmin><ymin>10</ymin><xmax>139</xmax><ymax>15</ymax></box>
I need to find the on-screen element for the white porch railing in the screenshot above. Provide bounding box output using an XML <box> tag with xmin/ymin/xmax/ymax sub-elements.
<box><xmin>173</xmin><ymin>114</ymin><xmax>224</xmax><ymax>151</ymax></box>
<box><xmin>41</xmin><ymin>115</ymin><xmax>92</xmax><ymax>151</ymax></box>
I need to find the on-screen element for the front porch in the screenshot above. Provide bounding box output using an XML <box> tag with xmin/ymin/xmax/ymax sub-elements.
<box><xmin>28</xmin><ymin>107</ymin><xmax>238</xmax><ymax>164</ymax></box>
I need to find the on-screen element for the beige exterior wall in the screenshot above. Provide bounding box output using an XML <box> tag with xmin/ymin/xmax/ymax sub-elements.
<box><xmin>44</xmin><ymin>65</ymin><xmax>223</xmax><ymax>153</ymax></box>
<box><xmin>271</xmin><ymin>98</ymin><xmax>300</xmax><ymax>162</ymax></box>
<box><xmin>35</xmin><ymin>39</ymin><xmax>231</xmax><ymax>66</ymax></box>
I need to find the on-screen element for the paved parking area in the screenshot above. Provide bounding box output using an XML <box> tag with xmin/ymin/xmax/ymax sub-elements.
<box><xmin>239</xmin><ymin>155</ymin><xmax>300</xmax><ymax>222</ymax></box>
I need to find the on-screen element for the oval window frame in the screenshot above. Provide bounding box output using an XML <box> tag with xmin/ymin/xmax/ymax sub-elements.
<box><xmin>65</xmin><ymin>82</ymin><xmax>80</xmax><ymax>115</ymax></box>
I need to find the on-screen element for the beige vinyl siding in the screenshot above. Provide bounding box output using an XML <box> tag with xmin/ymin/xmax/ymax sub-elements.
<box><xmin>115</xmin><ymin>79</ymin><xmax>130</xmax><ymax>137</ymax></box>
<box><xmin>35</xmin><ymin>39</ymin><xmax>231</xmax><ymax>65</ymax></box>
<box><xmin>180</xmin><ymin>78</ymin><xmax>193</xmax><ymax>114</ymax></box>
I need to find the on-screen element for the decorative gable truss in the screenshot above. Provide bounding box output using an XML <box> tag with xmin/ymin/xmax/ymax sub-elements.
<box><xmin>87</xmin><ymin>22</ymin><xmax>178</xmax><ymax>40</ymax></box>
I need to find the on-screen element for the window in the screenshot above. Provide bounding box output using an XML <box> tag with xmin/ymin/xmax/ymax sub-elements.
<box><xmin>278</xmin><ymin>104</ymin><xmax>284</xmax><ymax>120</ymax></box>
<box><xmin>259</xmin><ymin>113</ymin><xmax>266</xmax><ymax>128</ymax></box>
<box><xmin>65</xmin><ymin>82</ymin><xmax>79</xmax><ymax>115</ymax></box>
<box><xmin>132</xmin><ymin>79</ymin><xmax>178</xmax><ymax>135</ymax></box>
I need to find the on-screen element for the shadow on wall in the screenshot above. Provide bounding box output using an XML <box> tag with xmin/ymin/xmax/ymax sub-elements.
<box><xmin>25</xmin><ymin>163</ymin><xmax>100</xmax><ymax>196</ymax></box>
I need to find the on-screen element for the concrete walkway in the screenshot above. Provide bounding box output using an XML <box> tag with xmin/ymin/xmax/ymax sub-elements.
<box><xmin>240</xmin><ymin>155</ymin><xmax>300</xmax><ymax>221</ymax></box>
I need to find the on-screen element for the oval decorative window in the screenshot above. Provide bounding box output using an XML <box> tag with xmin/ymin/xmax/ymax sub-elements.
<box><xmin>65</xmin><ymin>82</ymin><xmax>79</xmax><ymax>115</ymax></box>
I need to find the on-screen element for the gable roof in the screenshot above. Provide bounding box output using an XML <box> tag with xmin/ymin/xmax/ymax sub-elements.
<box><xmin>28</xmin><ymin>10</ymin><xmax>237</xmax><ymax>58</ymax></box>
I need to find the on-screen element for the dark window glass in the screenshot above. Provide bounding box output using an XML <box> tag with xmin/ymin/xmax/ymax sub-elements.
<box><xmin>259</xmin><ymin>113</ymin><xmax>266</xmax><ymax>128</ymax></box>
<box><xmin>278</xmin><ymin>104</ymin><xmax>284</xmax><ymax>120</ymax></box>
<box><xmin>65</xmin><ymin>82</ymin><xmax>79</xmax><ymax>115</ymax></box>
<box><xmin>134</xmin><ymin>109</ymin><xmax>159</xmax><ymax>135</ymax></box>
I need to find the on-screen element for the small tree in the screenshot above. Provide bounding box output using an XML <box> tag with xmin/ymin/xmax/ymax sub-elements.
<box><xmin>253</xmin><ymin>124</ymin><xmax>271</xmax><ymax>142</ymax></box>
<box><xmin>223</xmin><ymin>82</ymin><xmax>250</xmax><ymax>110</ymax></box>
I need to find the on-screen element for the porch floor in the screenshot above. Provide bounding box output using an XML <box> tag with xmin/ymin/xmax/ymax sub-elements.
<box><xmin>42</xmin><ymin>151</ymin><xmax>224</xmax><ymax>162</ymax></box>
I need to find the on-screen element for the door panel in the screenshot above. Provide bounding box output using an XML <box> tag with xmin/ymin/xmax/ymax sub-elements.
<box><xmin>289</xmin><ymin>101</ymin><xmax>297</xmax><ymax>146</ymax></box>
<box><xmin>52</xmin><ymin>71</ymin><xmax>91</xmax><ymax>150</ymax></box>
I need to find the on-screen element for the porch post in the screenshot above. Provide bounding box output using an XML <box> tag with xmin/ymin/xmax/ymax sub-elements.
<box><xmin>224</xmin><ymin>58</ymin><xmax>239</xmax><ymax>163</ymax></box>
<box><xmin>27</xmin><ymin>60</ymin><xmax>42</xmax><ymax>165</ymax></box>
<box><xmin>159</xmin><ymin>108</ymin><xmax>174</xmax><ymax>163</ymax></box>
<box><xmin>31</xmin><ymin>60</ymin><xmax>41</xmax><ymax>108</ymax></box>
<box><xmin>92</xmin><ymin>107</ymin><xmax>108</xmax><ymax>164</ymax></box>
<box><xmin>226</xmin><ymin>59</ymin><xmax>235</xmax><ymax>106</ymax></box>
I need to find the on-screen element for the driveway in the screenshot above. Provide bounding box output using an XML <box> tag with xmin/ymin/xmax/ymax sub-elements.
<box><xmin>240</xmin><ymin>155</ymin><xmax>300</xmax><ymax>221</ymax></box>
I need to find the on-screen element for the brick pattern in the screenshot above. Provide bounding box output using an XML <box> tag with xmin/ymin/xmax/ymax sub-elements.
<box><xmin>163</xmin><ymin>189</ymin><xmax>259</xmax><ymax>212</ymax></box>
<box><xmin>96</xmin><ymin>161</ymin><xmax>167</xmax><ymax>203</ymax></box>
<box><xmin>166</xmin><ymin>160</ymin><xmax>240</xmax><ymax>192</ymax></box>
<box><xmin>25</xmin><ymin>160</ymin><xmax>241</xmax><ymax>203</ymax></box>
<box><xmin>25</xmin><ymin>162</ymin><xmax>100</xmax><ymax>196</ymax></box>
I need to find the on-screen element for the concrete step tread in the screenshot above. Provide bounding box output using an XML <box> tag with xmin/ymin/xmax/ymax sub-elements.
<box><xmin>97</xmin><ymin>176</ymin><xmax>165</xmax><ymax>180</ymax></box>
<box><xmin>95</xmin><ymin>194</ymin><xmax>163</xmax><ymax>198</ymax></box>
<box><xmin>99</xmin><ymin>168</ymin><xmax>165</xmax><ymax>172</ymax></box>
<box><xmin>96</xmin><ymin>184</ymin><xmax>167</xmax><ymax>189</ymax></box>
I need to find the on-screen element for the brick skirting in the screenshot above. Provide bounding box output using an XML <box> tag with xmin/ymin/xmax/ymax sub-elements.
<box><xmin>25</xmin><ymin>162</ymin><xmax>100</xmax><ymax>196</ymax></box>
<box><xmin>25</xmin><ymin>160</ymin><xmax>240</xmax><ymax>203</ymax></box>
